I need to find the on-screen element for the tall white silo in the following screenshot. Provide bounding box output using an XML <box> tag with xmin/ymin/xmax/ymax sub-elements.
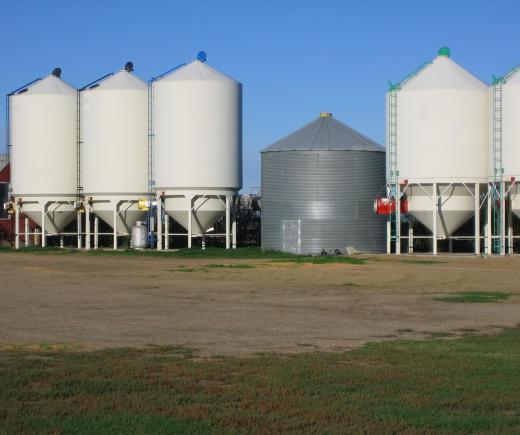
<box><xmin>10</xmin><ymin>69</ymin><xmax>77</xmax><ymax>240</ymax></box>
<box><xmin>153</xmin><ymin>56</ymin><xmax>242</xmax><ymax>245</ymax></box>
<box><xmin>499</xmin><ymin>66</ymin><xmax>520</xmax><ymax>218</ymax></box>
<box><xmin>392</xmin><ymin>48</ymin><xmax>488</xmax><ymax>239</ymax></box>
<box><xmin>81</xmin><ymin>62</ymin><xmax>148</xmax><ymax>246</ymax></box>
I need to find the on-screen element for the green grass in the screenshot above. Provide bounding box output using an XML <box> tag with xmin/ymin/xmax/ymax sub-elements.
<box><xmin>205</xmin><ymin>263</ymin><xmax>256</xmax><ymax>269</ymax></box>
<box><xmin>0</xmin><ymin>246</ymin><xmax>366</xmax><ymax>264</ymax></box>
<box><xmin>434</xmin><ymin>291</ymin><xmax>511</xmax><ymax>303</ymax></box>
<box><xmin>167</xmin><ymin>263</ymin><xmax>256</xmax><ymax>273</ymax></box>
<box><xmin>399</xmin><ymin>259</ymin><xmax>447</xmax><ymax>264</ymax></box>
<box><xmin>2</xmin><ymin>327</ymin><xmax>520</xmax><ymax>433</ymax></box>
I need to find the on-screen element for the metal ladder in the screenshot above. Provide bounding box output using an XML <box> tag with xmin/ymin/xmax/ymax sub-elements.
<box><xmin>387</xmin><ymin>89</ymin><xmax>399</xmax><ymax>246</ymax></box>
<box><xmin>76</xmin><ymin>90</ymin><xmax>83</xmax><ymax>202</ymax></box>
<box><xmin>492</xmin><ymin>79</ymin><xmax>504</xmax><ymax>254</ymax></box>
<box><xmin>147</xmin><ymin>79</ymin><xmax>156</xmax><ymax>247</ymax></box>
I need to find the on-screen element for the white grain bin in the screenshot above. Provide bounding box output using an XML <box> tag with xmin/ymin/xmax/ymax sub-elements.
<box><xmin>10</xmin><ymin>69</ymin><xmax>77</xmax><ymax>233</ymax></box>
<box><xmin>154</xmin><ymin>58</ymin><xmax>242</xmax><ymax>234</ymax></box>
<box><xmin>392</xmin><ymin>48</ymin><xmax>488</xmax><ymax>237</ymax></box>
<box><xmin>498</xmin><ymin>66</ymin><xmax>520</xmax><ymax>218</ymax></box>
<box><xmin>81</xmin><ymin>62</ymin><xmax>148</xmax><ymax>233</ymax></box>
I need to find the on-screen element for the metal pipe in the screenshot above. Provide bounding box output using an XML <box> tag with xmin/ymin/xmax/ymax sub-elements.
<box><xmin>94</xmin><ymin>216</ymin><xmax>99</xmax><ymax>249</ymax></box>
<box><xmin>432</xmin><ymin>182</ymin><xmax>437</xmax><ymax>255</ymax></box>
<box><xmin>508</xmin><ymin>199</ymin><xmax>513</xmax><ymax>254</ymax></box>
<box><xmin>395</xmin><ymin>183</ymin><xmax>401</xmax><ymax>255</ymax></box>
<box><xmin>225</xmin><ymin>195</ymin><xmax>231</xmax><ymax>250</ymax></box>
<box><xmin>474</xmin><ymin>183</ymin><xmax>480</xmax><ymax>255</ymax></box>
<box><xmin>41</xmin><ymin>205</ymin><xmax>46</xmax><ymax>248</ymax></box>
<box><xmin>408</xmin><ymin>218</ymin><xmax>413</xmax><ymax>254</ymax></box>
<box><xmin>113</xmin><ymin>203</ymin><xmax>117</xmax><ymax>250</ymax></box>
<box><xmin>232</xmin><ymin>197</ymin><xmax>237</xmax><ymax>249</ymax></box>
<box><xmin>14</xmin><ymin>203</ymin><xmax>20</xmax><ymax>249</ymax></box>
<box><xmin>24</xmin><ymin>217</ymin><xmax>29</xmax><ymax>248</ymax></box>
<box><xmin>77</xmin><ymin>210</ymin><xmax>82</xmax><ymax>249</ymax></box>
<box><xmin>486</xmin><ymin>187</ymin><xmax>492</xmax><ymax>255</ymax></box>
<box><xmin>164</xmin><ymin>212</ymin><xmax>169</xmax><ymax>250</ymax></box>
<box><xmin>187</xmin><ymin>196</ymin><xmax>192</xmax><ymax>249</ymax></box>
<box><xmin>85</xmin><ymin>203</ymin><xmax>91</xmax><ymax>250</ymax></box>
<box><xmin>501</xmin><ymin>181</ymin><xmax>506</xmax><ymax>255</ymax></box>
<box><xmin>156</xmin><ymin>195</ymin><xmax>162</xmax><ymax>251</ymax></box>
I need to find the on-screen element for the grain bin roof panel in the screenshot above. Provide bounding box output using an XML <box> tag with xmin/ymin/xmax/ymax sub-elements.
<box><xmin>262</xmin><ymin>115</ymin><xmax>384</xmax><ymax>153</ymax></box>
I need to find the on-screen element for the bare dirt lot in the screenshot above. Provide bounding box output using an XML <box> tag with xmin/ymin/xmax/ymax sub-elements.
<box><xmin>1</xmin><ymin>252</ymin><xmax>519</xmax><ymax>355</ymax></box>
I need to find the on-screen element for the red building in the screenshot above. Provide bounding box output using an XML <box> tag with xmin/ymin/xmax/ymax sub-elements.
<box><xmin>0</xmin><ymin>160</ymin><xmax>38</xmax><ymax>246</ymax></box>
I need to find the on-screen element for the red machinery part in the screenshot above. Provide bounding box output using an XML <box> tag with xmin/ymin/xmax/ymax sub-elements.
<box><xmin>373</xmin><ymin>197</ymin><xmax>408</xmax><ymax>215</ymax></box>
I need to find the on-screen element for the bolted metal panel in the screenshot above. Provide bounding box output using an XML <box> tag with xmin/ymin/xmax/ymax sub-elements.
<box><xmin>261</xmin><ymin>150</ymin><xmax>386</xmax><ymax>254</ymax></box>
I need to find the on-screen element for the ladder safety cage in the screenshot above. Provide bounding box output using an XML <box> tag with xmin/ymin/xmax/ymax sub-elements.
<box><xmin>491</xmin><ymin>63</ymin><xmax>519</xmax><ymax>254</ymax></box>
<box><xmin>147</xmin><ymin>62</ymin><xmax>186</xmax><ymax>247</ymax></box>
<box><xmin>386</xmin><ymin>61</ymin><xmax>432</xmax><ymax>249</ymax></box>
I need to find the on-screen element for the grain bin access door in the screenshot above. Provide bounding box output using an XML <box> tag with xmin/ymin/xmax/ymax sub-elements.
<box><xmin>281</xmin><ymin>219</ymin><xmax>301</xmax><ymax>254</ymax></box>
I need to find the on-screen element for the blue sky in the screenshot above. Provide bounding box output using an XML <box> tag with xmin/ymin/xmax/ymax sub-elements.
<box><xmin>1</xmin><ymin>0</ymin><xmax>519</xmax><ymax>190</ymax></box>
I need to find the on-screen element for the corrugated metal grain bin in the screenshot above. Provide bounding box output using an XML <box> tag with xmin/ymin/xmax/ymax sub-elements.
<box><xmin>261</xmin><ymin>113</ymin><xmax>386</xmax><ymax>254</ymax></box>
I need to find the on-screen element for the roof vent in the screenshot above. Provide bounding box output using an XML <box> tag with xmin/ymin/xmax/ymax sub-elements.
<box><xmin>125</xmin><ymin>61</ymin><xmax>134</xmax><ymax>72</ymax></box>
<box><xmin>197</xmin><ymin>51</ymin><xmax>207</xmax><ymax>63</ymax></box>
<box><xmin>320</xmin><ymin>112</ymin><xmax>332</xmax><ymax>118</ymax></box>
<box><xmin>438</xmin><ymin>47</ymin><xmax>451</xmax><ymax>57</ymax></box>
<box><xmin>52</xmin><ymin>68</ymin><xmax>62</xmax><ymax>78</ymax></box>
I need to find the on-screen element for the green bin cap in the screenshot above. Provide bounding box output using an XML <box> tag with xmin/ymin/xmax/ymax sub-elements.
<box><xmin>438</xmin><ymin>47</ymin><xmax>451</xmax><ymax>57</ymax></box>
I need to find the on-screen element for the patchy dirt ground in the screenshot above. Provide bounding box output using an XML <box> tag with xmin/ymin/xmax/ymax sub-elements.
<box><xmin>0</xmin><ymin>253</ymin><xmax>519</xmax><ymax>355</ymax></box>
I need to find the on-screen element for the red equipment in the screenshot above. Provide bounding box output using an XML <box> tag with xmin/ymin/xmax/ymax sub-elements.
<box><xmin>373</xmin><ymin>197</ymin><xmax>409</xmax><ymax>215</ymax></box>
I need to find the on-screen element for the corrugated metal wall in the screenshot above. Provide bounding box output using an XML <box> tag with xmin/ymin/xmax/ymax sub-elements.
<box><xmin>261</xmin><ymin>150</ymin><xmax>386</xmax><ymax>254</ymax></box>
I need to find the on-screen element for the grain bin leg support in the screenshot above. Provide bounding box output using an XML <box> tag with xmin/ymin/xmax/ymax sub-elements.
<box><xmin>156</xmin><ymin>195</ymin><xmax>162</xmax><ymax>251</ymax></box>
<box><xmin>94</xmin><ymin>216</ymin><xmax>99</xmax><ymax>249</ymax></box>
<box><xmin>474</xmin><ymin>183</ymin><xmax>480</xmax><ymax>255</ymax></box>
<box><xmin>85</xmin><ymin>203</ymin><xmax>91</xmax><ymax>250</ymax></box>
<box><xmin>226</xmin><ymin>195</ymin><xmax>231</xmax><ymax>250</ymax></box>
<box><xmin>24</xmin><ymin>217</ymin><xmax>29</xmax><ymax>248</ymax></box>
<box><xmin>432</xmin><ymin>182</ymin><xmax>438</xmax><ymax>256</ymax></box>
<box><xmin>164</xmin><ymin>213</ymin><xmax>169</xmax><ymax>250</ymax></box>
<box><xmin>408</xmin><ymin>218</ymin><xmax>414</xmax><ymax>254</ymax></box>
<box><xmin>501</xmin><ymin>181</ymin><xmax>506</xmax><ymax>256</ymax></box>
<box><xmin>187</xmin><ymin>196</ymin><xmax>192</xmax><ymax>249</ymax></box>
<box><xmin>508</xmin><ymin>202</ymin><xmax>513</xmax><ymax>254</ymax></box>
<box><xmin>14</xmin><ymin>203</ymin><xmax>20</xmax><ymax>250</ymax></box>
<box><xmin>113</xmin><ymin>203</ymin><xmax>118</xmax><ymax>250</ymax></box>
<box><xmin>396</xmin><ymin>183</ymin><xmax>401</xmax><ymax>255</ymax></box>
<box><xmin>386</xmin><ymin>219</ymin><xmax>391</xmax><ymax>254</ymax></box>
<box><xmin>232</xmin><ymin>196</ymin><xmax>237</xmax><ymax>250</ymax></box>
<box><xmin>77</xmin><ymin>210</ymin><xmax>82</xmax><ymax>250</ymax></box>
<box><xmin>486</xmin><ymin>188</ymin><xmax>492</xmax><ymax>255</ymax></box>
<box><xmin>41</xmin><ymin>205</ymin><xmax>47</xmax><ymax>248</ymax></box>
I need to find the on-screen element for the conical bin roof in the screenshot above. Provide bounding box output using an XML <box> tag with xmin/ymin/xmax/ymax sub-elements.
<box><xmin>262</xmin><ymin>113</ymin><xmax>384</xmax><ymax>153</ymax></box>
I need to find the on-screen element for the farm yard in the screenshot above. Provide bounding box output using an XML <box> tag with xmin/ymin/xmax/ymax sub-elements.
<box><xmin>1</xmin><ymin>249</ymin><xmax>520</xmax><ymax>432</ymax></box>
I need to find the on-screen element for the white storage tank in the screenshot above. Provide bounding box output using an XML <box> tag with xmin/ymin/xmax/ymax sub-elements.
<box><xmin>392</xmin><ymin>47</ymin><xmax>488</xmax><ymax>237</ymax></box>
<box><xmin>498</xmin><ymin>66</ymin><xmax>520</xmax><ymax>218</ymax></box>
<box><xmin>153</xmin><ymin>56</ymin><xmax>242</xmax><ymax>234</ymax></box>
<box><xmin>81</xmin><ymin>62</ymin><xmax>148</xmax><ymax>233</ymax></box>
<box><xmin>10</xmin><ymin>68</ymin><xmax>77</xmax><ymax>233</ymax></box>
